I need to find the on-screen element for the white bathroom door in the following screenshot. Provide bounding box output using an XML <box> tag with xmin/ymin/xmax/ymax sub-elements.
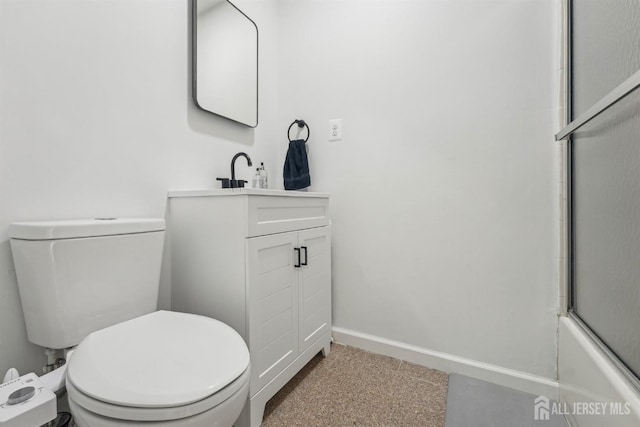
<box><xmin>297</xmin><ymin>226</ymin><xmax>331</xmax><ymax>354</ymax></box>
<box><xmin>246</xmin><ymin>231</ymin><xmax>299</xmax><ymax>394</ymax></box>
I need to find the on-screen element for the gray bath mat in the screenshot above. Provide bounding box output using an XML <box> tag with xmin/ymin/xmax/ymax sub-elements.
<box><xmin>444</xmin><ymin>374</ymin><xmax>567</xmax><ymax>427</ymax></box>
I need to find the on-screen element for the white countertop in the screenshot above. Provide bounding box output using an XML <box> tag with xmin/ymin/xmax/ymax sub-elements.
<box><xmin>168</xmin><ymin>188</ymin><xmax>330</xmax><ymax>198</ymax></box>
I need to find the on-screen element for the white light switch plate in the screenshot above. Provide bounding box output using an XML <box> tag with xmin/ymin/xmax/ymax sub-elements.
<box><xmin>329</xmin><ymin>119</ymin><xmax>342</xmax><ymax>142</ymax></box>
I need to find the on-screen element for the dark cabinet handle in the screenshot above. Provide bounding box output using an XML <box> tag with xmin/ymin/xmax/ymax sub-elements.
<box><xmin>294</xmin><ymin>247</ymin><xmax>301</xmax><ymax>268</ymax></box>
<box><xmin>301</xmin><ymin>246</ymin><xmax>308</xmax><ymax>266</ymax></box>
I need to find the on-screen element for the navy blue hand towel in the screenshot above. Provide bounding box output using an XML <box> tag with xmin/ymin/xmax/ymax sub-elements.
<box><xmin>283</xmin><ymin>139</ymin><xmax>311</xmax><ymax>190</ymax></box>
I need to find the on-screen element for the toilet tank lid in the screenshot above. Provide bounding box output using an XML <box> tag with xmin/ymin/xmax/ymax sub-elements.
<box><xmin>9</xmin><ymin>218</ymin><xmax>165</xmax><ymax>240</ymax></box>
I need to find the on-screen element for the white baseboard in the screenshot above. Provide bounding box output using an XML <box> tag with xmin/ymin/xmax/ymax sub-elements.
<box><xmin>332</xmin><ymin>326</ymin><xmax>559</xmax><ymax>400</ymax></box>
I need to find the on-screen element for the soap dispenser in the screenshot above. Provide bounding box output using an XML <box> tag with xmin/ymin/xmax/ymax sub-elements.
<box><xmin>259</xmin><ymin>162</ymin><xmax>268</xmax><ymax>189</ymax></box>
<box><xmin>252</xmin><ymin>168</ymin><xmax>263</xmax><ymax>189</ymax></box>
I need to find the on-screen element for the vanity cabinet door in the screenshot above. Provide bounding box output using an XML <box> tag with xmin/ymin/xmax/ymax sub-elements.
<box><xmin>246</xmin><ymin>232</ymin><xmax>299</xmax><ymax>394</ymax></box>
<box><xmin>298</xmin><ymin>226</ymin><xmax>332</xmax><ymax>354</ymax></box>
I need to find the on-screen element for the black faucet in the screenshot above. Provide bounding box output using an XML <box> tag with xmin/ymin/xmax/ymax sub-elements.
<box><xmin>217</xmin><ymin>152</ymin><xmax>253</xmax><ymax>188</ymax></box>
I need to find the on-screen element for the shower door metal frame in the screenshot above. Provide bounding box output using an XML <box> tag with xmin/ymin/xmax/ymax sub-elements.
<box><xmin>565</xmin><ymin>0</ymin><xmax>574</xmax><ymax>316</ymax></box>
<box><xmin>562</xmin><ymin>0</ymin><xmax>640</xmax><ymax>391</ymax></box>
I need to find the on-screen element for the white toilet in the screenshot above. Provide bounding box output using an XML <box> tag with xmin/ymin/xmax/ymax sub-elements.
<box><xmin>9</xmin><ymin>218</ymin><xmax>250</xmax><ymax>427</ymax></box>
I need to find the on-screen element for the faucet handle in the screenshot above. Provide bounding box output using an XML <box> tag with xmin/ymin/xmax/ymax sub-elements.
<box><xmin>216</xmin><ymin>177</ymin><xmax>231</xmax><ymax>189</ymax></box>
<box><xmin>227</xmin><ymin>179</ymin><xmax>248</xmax><ymax>188</ymax></box>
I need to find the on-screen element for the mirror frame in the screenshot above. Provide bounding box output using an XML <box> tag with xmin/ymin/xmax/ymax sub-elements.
<box><xmin>192</xmin><ymin>0</ymin><xmax>259</xmax><ymax>127</ymax></box>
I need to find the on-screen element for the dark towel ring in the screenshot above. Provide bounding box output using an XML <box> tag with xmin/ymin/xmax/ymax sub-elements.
<box><xmin>287</xmin><ymin>119</ymin><xmax>310</xmax><ymax>143</ymax></box>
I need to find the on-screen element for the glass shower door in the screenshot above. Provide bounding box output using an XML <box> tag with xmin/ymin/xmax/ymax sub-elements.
<box><xmin>570</xmin><ymin>0</ymin><xmax>640</xmax><ymax>386</ymax></box>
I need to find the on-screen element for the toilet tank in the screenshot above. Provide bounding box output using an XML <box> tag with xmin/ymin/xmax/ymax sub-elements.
<box><xmin>9</xmin><ymin>218</ymin><xmax>165</xmax><ymax>350</ymax></box>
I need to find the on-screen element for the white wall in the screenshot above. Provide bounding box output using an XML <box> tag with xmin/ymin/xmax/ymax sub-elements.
<box><xmin>0</xmin><ymin>0</ymin><xmax>280</xmax><ymax>376</ymax></box>
<box><xmin>278</xmin><ymin>0</ymin><xmax>560</xmax><ymax>379</ymax></box>
<box><xmin>1</xmin><ymin>0</ymin><xmax>561</xmax><ymax>385</ymax></box>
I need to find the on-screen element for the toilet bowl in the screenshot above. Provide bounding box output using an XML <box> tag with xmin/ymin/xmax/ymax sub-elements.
<box><xmin>65</xmin><ymin>310</ymin><xmax>250</xmax><ymax>427</ymax></box>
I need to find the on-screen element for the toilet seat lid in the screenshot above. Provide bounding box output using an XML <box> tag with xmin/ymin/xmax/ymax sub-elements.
<box><xmin>67</xmin><ymin>310</ymin><xmax>249</xmax><ymax>408</ymax></box>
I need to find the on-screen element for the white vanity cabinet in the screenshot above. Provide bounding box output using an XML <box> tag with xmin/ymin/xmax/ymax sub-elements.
<box><xmin>168</xmin><ymin>189</ymin><xmax>331</xmax><ymax>427</ymax></box>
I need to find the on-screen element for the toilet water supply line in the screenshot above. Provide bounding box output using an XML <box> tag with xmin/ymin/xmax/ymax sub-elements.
<box><xmin>41</xmin><ymin>348</ymin><xmax>75</xmax><ymax>394</ymax></box>
<box><xmin>44</xmin><ymin>348</ymin><xmax>66</xmax><ymax>374</ymax></box>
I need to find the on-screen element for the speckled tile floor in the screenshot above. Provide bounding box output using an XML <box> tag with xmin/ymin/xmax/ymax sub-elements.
<box><xmin>261</xmin><ymin>343</ymin><xmax>449</xmax><ymax>427</ymax></box>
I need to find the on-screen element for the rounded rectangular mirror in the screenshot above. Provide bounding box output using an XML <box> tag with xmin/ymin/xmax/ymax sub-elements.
<box><xmin>193</xmin><ymin>0</ymin><xmax>258</xmax><ymax>127</ymax></box>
